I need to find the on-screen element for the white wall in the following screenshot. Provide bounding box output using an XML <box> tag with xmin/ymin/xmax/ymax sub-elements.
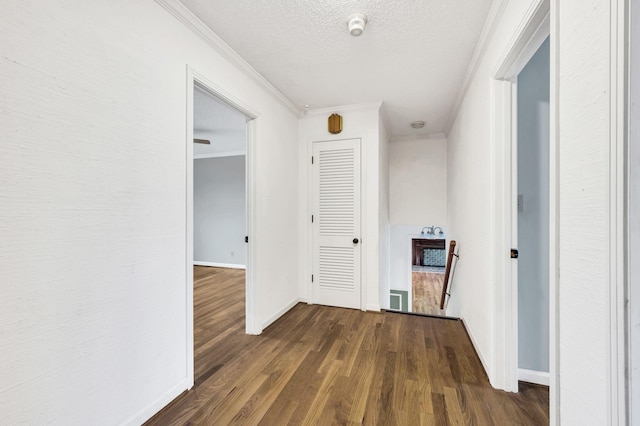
<box><xmin>517</xmin><ymin>38</ymin><xmax>550</xmax><ymax>374</ymax></box>
<box><xmin>390</xmin><ymin>137</ymin><xmax>448</xmax><ymax>225</ymax></box>
<box><xmin>0</xmin><ymin>1</ymin><xmax>299</xmax><ymax>424</ymax></box>
<box><xmin>446</xmin><ymin>0</ymin><xmax>540</xmax><ymax>385</ymax></box>
<box><xmin>388</xmin><ymin>136</ymin><xmax>447</xmax><ymax>295</ymax></box>
<box><xmin>555</xmin><ymin>0</ymin><xmax>626</xmax><ymax>423</ymax></box>
<box><xmin>630</xmin><ymin>0</ymin><xmax>640</xmax><ymax>421</ymax></box>
<box><xmin>378</xmin><ymin>113</ymin><xmax>391</xmax><ymax>309</ymax></box>
<box><xmin>194</xmin><ymin>156</ymin><xmax>246</xmax><ymax>266</ymax></box>
<box><xmin>298</xmin><ymin>104</ymin><xmax>384</xmax><ymax>311</ymax></box>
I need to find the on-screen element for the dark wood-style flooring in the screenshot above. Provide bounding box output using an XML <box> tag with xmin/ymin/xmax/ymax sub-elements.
<box><xmin>146</xmin><ymin>266</ymin><xmax>549</xmax><ymax>425</ymax></box>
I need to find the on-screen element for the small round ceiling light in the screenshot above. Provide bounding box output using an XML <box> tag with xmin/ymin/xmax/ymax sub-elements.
<box><xmin>410</xmin><ymin>121</ymin><xmax>426</xmax><ymax>129</ymax></box>
<box><xmin>348</xmin><ymin>14</ymin><xmax>368</xmax><ymax>37</ymax></box>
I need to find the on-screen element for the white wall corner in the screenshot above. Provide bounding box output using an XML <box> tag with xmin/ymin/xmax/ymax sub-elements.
<box><xmin>261</xmin><ymin>298</ymin><xmax>300</xmax><ymax>331</ymax></box>
<box><xmin>124</xmin><ymin>378</ymin><xmax>190</xmax><ymax>426</ymax></box>
<box><xmin>378</xmin><ymin>102</ymin><xmax>392</xmax><ymax>137</ymax></box>
<box><xmin>461</xmin><ymin>317</ymin><xmax>492</xmax><ymax>385</ymax></box>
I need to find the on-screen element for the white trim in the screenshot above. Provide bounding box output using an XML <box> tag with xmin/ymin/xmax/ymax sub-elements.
<box><xmin>549</xmin><ymin>2</ymin><xmax>560</xmax><ymax>423</ymax></box>
<box><xmin>445</xmin><ymin>0</ymin><xmax>509</xmax><ymax>133</ymax></box>
<box><xmin>191</xmin><ymin>71</ymin><xmax>259</xmax><ymax>119</ymax></box>
<box><xmin>518</xmin><ymin>369</ymin><xmax>550</xmax><ymax>387</ymax></box>
<box><xmin>366</xmin><ymin>304</ymin><xmax>381</xmax><ymax>312</ymax></box>
<box><xmin>186</xmin><ymin>68</ymin><xmax>261</xmax><ymax>348</ymax></box>
<box><xmin>194</xmin><ymin>151</ymin><xmax>246</xmax><ymax>160</ymax></box>
<box><xmin>627</xmin><ymin>1</ymin><xmax>639</xmax><ymax>424</ymax></box>
<box><xmin>261</xmin><ymin>298</ymin><xmax>299</xmax><ymax>330</ymax></box>
<box><xmin>609</xmin><ymin>0</ymin><xmax>628</xmax><ymax>423</ymax></box>
<box><xmin>303</xmin><ymin>102</ymin><xmax>383</xmax><ymax>117</ymax></box>
<box><xmin>406</xmin><ymin>235</ymin><xmax>414</xmax><ymax>312</ymax></box>
<box><xmin>155</xmin><ymin>0</ymin><xmax>300</xmax><ymax>117</ymax></box>
<box><xmin>245</xmin><ymin>119</ymin><xmax>260</xmax><ymax>335</ymax></box>
<box><xmin>185</xmin><ymin>70</ymin><xmax>195</xmax><ymax>390</ymax></box>
<box><xmin>193</xmin><ymin>261</ymin><xmax>246</xmax><ymax>270</ymax></box>
<box><xmin>461</xmin><ymin>318</ymin><xmax>490</xmax><ymax>381</ymax></box>
<box><xmin>493</xmin><ymin>2</ymin><xmax>551</xmax><ymax>79</ymax></box>
<box><xmin>125</xmin><ymin>378</ymin><xmax>190</xmax><ymax>426</ymax></box>
<box><xmin>490</xmin><ymin>77</ymin><xmax>517</xmax><ymax>392</ymax></box>
<box><xmin>490</xmin><ymin>0</ymin><xmax>550</xmax><ymax>395</ymax></box>
<box><xmin>509</xmin><ymin>78</ymin><xmax>519</xmax><ymax>392</ymax></box>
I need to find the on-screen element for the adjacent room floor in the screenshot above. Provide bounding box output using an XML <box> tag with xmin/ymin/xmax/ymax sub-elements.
<box><xmin>146</xmin><ymin>266</ymin><xmax>548</xmax><ymax>425</ymax></box>
<box><xmin>411</xmin><ymin>268</ymin><xmax>445</xmax><ymax>316</ymax></box>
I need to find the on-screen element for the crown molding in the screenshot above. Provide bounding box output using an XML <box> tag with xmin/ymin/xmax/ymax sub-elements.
<box><xmin>301</xmin><ymin>101</ymin><xmax>384</xmax><ymax>117</ymax></box>
<box><xmin>155</xmin><ymin>0</ymin><xmax>300</xmax><ymax>117</ymax></box>
<box><xmin>444</xmin><ymin>0</ymin><xmax>509</xmax><ymax>134</ymax></box>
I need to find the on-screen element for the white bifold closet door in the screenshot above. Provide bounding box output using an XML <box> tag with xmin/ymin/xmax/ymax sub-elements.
<box><xmin>312</xmin><ymin>138</ymin><xmax>361</xmax><ymax>310</ymax></box>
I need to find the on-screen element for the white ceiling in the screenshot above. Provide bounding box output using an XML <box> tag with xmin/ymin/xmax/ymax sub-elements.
<box><xmin>193</xmin><ymin>86</ymin><xmax>247</xmax><ymax>156</ymax></box>
<box><xmin>181</xmin><ymin>0</ymin><xmax>493</xmax><ymax>137</ymax></box>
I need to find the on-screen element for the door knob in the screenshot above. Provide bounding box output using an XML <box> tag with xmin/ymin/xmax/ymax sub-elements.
<box><xmin>511</xmin><ymin>249</ymin><xmax>519</xmax><ymax>259</ymax></box>
<box><xmin>353</xmin><ymin>238</ymin><xmax>359</xmax><ymax>244</ymax></box>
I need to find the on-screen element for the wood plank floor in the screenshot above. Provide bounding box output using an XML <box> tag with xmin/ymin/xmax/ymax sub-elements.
<box><xmin>146</xmin><ymin>266</ymin><xmax>548</xmax><ymax>425</ymax></box>
<box><xmin>412</xmin><ymin>271</ymin><xmax>445</xmax><ymax>316</ymax></box>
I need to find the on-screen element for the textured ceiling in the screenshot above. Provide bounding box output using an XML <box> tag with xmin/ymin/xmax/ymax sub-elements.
<box><xmin>182</xmin><ymin>0</ymin><xmax>493</xmax><ymax>137</ymax></box>
<box><xmin>194</xmin><ymin>86</ymin><xmax>246</xmax><ymax>156</ymax></box>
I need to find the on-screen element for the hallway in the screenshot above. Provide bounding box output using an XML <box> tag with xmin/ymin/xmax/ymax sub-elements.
<box><xmin>147</xmin><ymin>267</ymin><xmax>548</xmax><ymax>425</ymax></box>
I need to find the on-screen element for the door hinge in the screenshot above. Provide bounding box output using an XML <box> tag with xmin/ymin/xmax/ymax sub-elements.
<box><xmin>311</xmin><ymin>214</ymin><xmax>314</xmax><ymax>223</ymax></box>
<box><xmin>311</xmin><ymin>274</ymin><xmax>314</xmax><ymax>283</ymax></box>
<box><xmin>311</xmin><ymin>156</ymin><xmax>314</xmax><ymax>164</ymax></box>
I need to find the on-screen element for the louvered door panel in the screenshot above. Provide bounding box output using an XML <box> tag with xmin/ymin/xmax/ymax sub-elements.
<box><xmin>312</xmin><ymin>139</ymin><xmax>361</xmax><ymax>309</ymax></box>
<box><xmin>319</xmin><ymin>246</ymin><xmax>354</xmax><ymax>291</ymax></box>
<box><xmin>319</xmin><ymin>148</ymin><xmax>354</xmax><ymax>236</ymax></box>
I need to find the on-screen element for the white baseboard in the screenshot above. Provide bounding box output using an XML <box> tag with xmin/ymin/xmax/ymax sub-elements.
<box><xmin>365</xmin><ymin>303</ymin><xmax>381</xmax><ymax>312</ymax></box>
<box><xmin>518</xmin><ymin>368</ymin><xmax>550</xmax><ymax>386</ymax></box>
<box><xmin>460</xmin><ymin>317</ymin><xmax>491</xmax><ymax>382</ymax></box>
<box><xmin>124</xmin><ymin>378</ymin><xmax>189</xmax><ymax>426</ymax></box>
<box><xmin>193</xmin><ymin>261</ymin><xmax>246</xmax><ymax>269</ymax></box>
<box><xmin>262</xmin><ymin>298</ymin><xmax>300</xmax><ymax>330</ymax></box>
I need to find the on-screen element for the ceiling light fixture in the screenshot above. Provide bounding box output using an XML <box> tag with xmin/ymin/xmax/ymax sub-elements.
<box><xmin>348</xmin><ymin>14</ymin><xmax>367</xmax><ymax>37</ymax></box>
<box><xmin>410</xmin><ymin>121</ymin><xmax>426</xmax><ymax>129</ymax></box>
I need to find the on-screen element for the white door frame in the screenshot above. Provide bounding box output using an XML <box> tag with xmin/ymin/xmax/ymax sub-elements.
<box><xmin>185</xmin><ymin>66</ymin><xmax>261</xmax><ymax>389</ymax></box>
<box><xmin>489</xmin><ymin>0</ymin><xmax>551</xmax><ymax>396</ymax></box>
<box><xmin>629</xmin><ymin>0</ymin><xmax>640</xmax><ymax>422</ymax></box>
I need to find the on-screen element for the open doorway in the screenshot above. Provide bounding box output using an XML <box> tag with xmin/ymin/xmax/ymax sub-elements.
<box><xmin>516</xmin><ymin>37</ymin><xmax>550</xmax><ymax>387</ymax></box>
<box><xmin>192</xmin><ymin>85</ymin><xmax>248</xmax><ymax>385</ymax></box>
<box><xmin>184</xmin><ymin>69</ymin><xmax>260</xmax><ymax>389</ymax></box>
<box><xmin>489</xmin><ymin>1</ymin><xmax>552</xmax><ymax>399</ymax></box>
<box><xmin>409</xmin><ymin>230</ymin><xmax>446</xmax><ymax>315</ymax></box>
